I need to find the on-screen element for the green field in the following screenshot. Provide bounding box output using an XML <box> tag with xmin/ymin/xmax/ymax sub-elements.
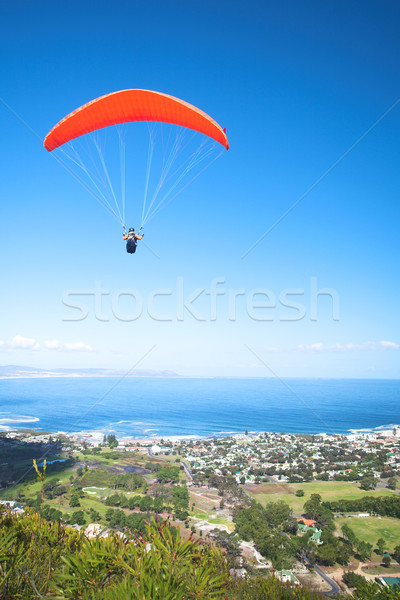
<box><xmin>82</xmin><ymin>486</ymin><xmax>107</xmax><ymax>495</ymax></box>
<box><xmin>206</xmin><ymin>515</ymin><xmax>234</xmax><ymax>529</ymax></box>
<box><xmin>77</xmin><ymin>497</ymin><xmax>111</xmax><ymax>518</ymax></box>
<box><xmin>336</xmin><ymin>516</ymin><xmax>400</xmax><ymax>552</ymax></box>
<box><xmin>191</xmin><ymin>513</ymin><xmax>235</xmax><ymax>532</ymax></box>
<box><xmin>245</xmin><ymin>481</ymin><xmax>398</xmax><ymax>515</ymax></box>
<box><xmin>362</xmin><ymin>565</ymin><xmax>400</xmax><ymax>575</ymax></box>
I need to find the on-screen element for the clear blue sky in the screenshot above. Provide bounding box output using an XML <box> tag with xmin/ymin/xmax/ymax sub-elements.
<box><xmin>0</xmin><ymin>0</ymin><xmax>399</xmax><ymax>377</ymax></box>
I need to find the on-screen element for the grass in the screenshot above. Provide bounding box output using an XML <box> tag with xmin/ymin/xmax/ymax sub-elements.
<box><xmin>82</xmin><ymin>486</ymin><xmax>106</xmax><ymax>495</ymax></box>
<box><xmin>77</xmin><ymin>497</ymin><xmax>110</xmax><ymax>518</ymax></box>
<box><xmin>206</xmin><ymin>515</ymin><xmax>234</xmax><ymax>528</ymax></box>
<box><xmin>80</xmin><ymin>469</ymin><xmax>120</xmax><ymax>487</ymax></box>
<box><xmin>362</xmin><ymin>565</ymin><xmax>400</xmax><ymax>575</ymax></box>
<box><xmin>245</xmin><ymin>480</ymin><xmax>398</xmax><ymax>515</ymax></box>
<box><xmin>190</xmin><ymin>513</ymin><xmax>235</xmax><ymax>532</ymax></box>
<box><xmin>336</xmin><ymin>516</ymin><xmax>400</xmax><ymax>552</ymax></box>
<box><xmin>192</xmin><ymin>510</ymin><xmax>208</xmax><ymax>518</ymax></box>
<box><xmin>157</xmin><ymin>454</ymin><xmax>182</xmax><ymax>462</ymax></box>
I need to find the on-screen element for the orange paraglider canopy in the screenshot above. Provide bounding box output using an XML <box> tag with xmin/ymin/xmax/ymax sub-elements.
<box><xmin>44</xmin><ymin>89</ymin><xmax>229</xmax><ymax>151</ymax></box>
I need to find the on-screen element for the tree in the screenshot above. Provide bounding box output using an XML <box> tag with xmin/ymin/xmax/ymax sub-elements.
<box><xmin>360</xmin><ymin>477</ymin><xmax>377</xmax><ymax>491</ymax></box>
<box><xmin>174</xmin><ymin>508</ymin><xmax>189</xmax><ymax>521</ymax></box>
<box><xmin>43</xmin><ymin>479</ymin><xmax>61</xmax><ymax>499</ymax></box>
<box><xmin>357</xmin><ymin>540</ymin><xmax>373</xmax><ymax>561</ymax></box>
<box><xmin>393</xmin><ymin>544</ymin><xmax>400</xmax><ymax>564</ymax></box>
<box><xmin>128</xmin><ymin>495</ymin><xmax>142</xmax><ymax>510</ymax></box>
<box><xmin>156</xmin><ymin>465</ymin><xmax>180</xmax><ymax>484</ymax></box>
<box><xmin>342</xmin><ymin>523</ymin><xmax>358</xmax><ymax>548</ymax></box>
<box><xmin>53</xmin><ymin>485</ymin><xmax>67</xmax><ymax>497</ymax></box>
<box><xmin>283</xmin><ymin>517</ymin><xmax>298</xmax><ymax>535</ymax></box>
<box><xmin>139</xmin><ymin>496</ymin><xmax>153</xmax><ymax>512</ymax></box>
<box><xmin>376</xmin><ymin>538</ymin><xmax>386</xmax><ymax>555</ymax></box>
<box><xmin>119</xmin><ymin>495</ymin><xmax>130</xmax><ymax>509</ymax></box>
<box><xmin>89</xmin><ymin>507</ymin><xmax>101</xmax><ymax>522</ymax></box>
<box><xmin>388</xmin><ymin>477</ymin><xmax>397</xmax><ymax>490</ymax></box>
<box><xmin>70</xmin><ymin>510</ymin><xmax>85</xmax><ymax>526</ymax></box>
<box><xmin>303</xmin><ymin>494</ymin><xmax>322</xmax><ymax>519</ymax></box>
<box><xmin>303</xmin><ymin>494</ymin><xmax>333</xmax><ymax>528</ymax></box>
<box><xmin>342</xmin><ymin>571</ymin><xmax>366</xmax><ymax>589</ymax></box>
<box><xmin>257</xmin><ymin>531</ymin><xmax>295</xmax><ymax>570</ymax></box>
<box><xmin>41</xmin><ymin>505</ymin><xmax>63</xmax><ymax>522</ymax></box>
<box><xmin>382</xmin><ymin>555</ymin><xmax>391</xmax><ymax>568</ymax></box>
<box><xmin>105</xmin><ymin>493</ymin><xmax>122</xmax><ymax>506</ymax></box>
<box><xmin>105</xmin><ymin>508</ymin><xmax>114</xmax><ymax>521</ymax></box>
<box><xmin>69</xmin><ymin>494</ymin><xmax>80</xmax><ymax>508</ymax></box>
<box><xmin>295</xmin><ymin>489</ymin><xmax>304</xmax><ymax>497</ymax></box>
<box><xmin>107</xmin><ymin>434</ymin><xmax>118</xmax><ymax>449</ymax></box>
<box><xmin>153</xmin><ymin>497</ymin><xmax>164</xmax><ymax>513</ymax></box>
<box><xmin>172</xmin><ymin>485</ymin><xmax>189</xmax><ymax>511</ymax></box>
<box><xmin>315</xmin><ymin>543</ymin><xmax>338</xmax><ymax>566</ymax></box>
<box><xmin>264</xmin><ymin>499</ymin><xmax>292</xmax><ymax>527</ymax></box>
<box><xmin>109</xmin><ymin>509</ymin><xmax>126</xmax><ymax>528</ymax></box>
<box><xmin>336</xmin><ymin>541</ymin><xmax>352</xmax><ymax>566</ymax></box>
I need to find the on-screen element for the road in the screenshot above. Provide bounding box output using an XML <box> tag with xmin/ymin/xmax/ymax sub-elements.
<box><xmin>314</xmin><ymin>564</ymin><xmax>341</xmax><ymax>596</ymax></box>
<box><xmin>240</xmin><ymin>540</ymin><xmax>271</xmax><ymax>569</ymax></box>
<box><xmin>265</xmin><ymin>474</ymin><xmax>280</xmax><ymax>483</ymax></box>
<box><xmin>301</xmin><ymin>552</ymin><xmax>340</xmax><ymax>596</ymax></box>
<box><xmin>180</xmin><ymin>461</ymin><xmax>193</xmax><ymax>482</ymax></box>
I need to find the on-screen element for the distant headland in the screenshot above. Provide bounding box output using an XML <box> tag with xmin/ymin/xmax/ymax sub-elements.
<box><xmin>0</xmin><ymin>365</ymin><xmax>179</xmax><ymax>380</ymax></box>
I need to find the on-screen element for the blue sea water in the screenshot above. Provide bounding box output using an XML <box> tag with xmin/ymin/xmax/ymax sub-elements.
<box><xmin>2</xmin><ymin>377</ymin><xmax>400</xmax><ymax>439</ymax></box>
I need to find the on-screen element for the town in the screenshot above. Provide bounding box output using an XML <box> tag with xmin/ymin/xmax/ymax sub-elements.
<box><xmin>172</xmin><ymin>428</ymin><xmax>400</xmax><ymax>487</ymax></box>
<box><xmin>1</xmin><ymin>426</ymin><xmax>400</xmax><ymax>595</ymax></box>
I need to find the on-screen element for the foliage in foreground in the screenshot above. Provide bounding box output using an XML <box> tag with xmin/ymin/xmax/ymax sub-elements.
<box><xmin>228</xmin><ymin>576</ymin><xmax>322</xmax><ymax>600</ymax></box>
<box><xmin>0</xmin><ymin>510</ymin><xmax>227</xmax><ymax>599</ymax></box>
<box><xmin>4</xmin><ymin>510</ymin><xmax>400</xmax><ymax>600</ymax></box>
<box><xmin>0</xmin><ymin>510</ymin><xmax>331</xmax><ymax>600</ymax></box>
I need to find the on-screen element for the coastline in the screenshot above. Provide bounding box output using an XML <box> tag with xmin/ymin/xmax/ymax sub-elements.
<box><xmin>0</xmin><ymin>374</ymin><xmax>181</xmax><ymax>380</ymax></box>
<box><xmin>4</xmin><ymin>424</ymin><xmax>400</xmax><ymax>447</ymax></box>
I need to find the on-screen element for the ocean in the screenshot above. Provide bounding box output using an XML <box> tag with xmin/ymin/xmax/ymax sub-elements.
<box><xmin>3</xmin><ymin>377</ymin><xmax>400</xmax><ymax>440</ymax></box>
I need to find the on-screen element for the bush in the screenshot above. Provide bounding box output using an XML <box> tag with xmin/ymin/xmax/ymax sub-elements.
<box><xmin>0</xmin><ymin>511</ymin><xmax>227</xmax><ymax>599</ymax></box>
<box><xmin>342</xmin><ymin>571</ymin><xmax>366</xmax><ymax>589</ymax></box>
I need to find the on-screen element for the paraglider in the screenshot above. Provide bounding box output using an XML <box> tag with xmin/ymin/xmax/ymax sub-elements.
<box><xmin>123</xmin><ymin>227</ymin><xmax>143</xmax><ymax>254</ymax></box>
<box><xmin>44</xmin><ymin>89</ymin><xmax>229</xmax><ymax>253</ymax></box>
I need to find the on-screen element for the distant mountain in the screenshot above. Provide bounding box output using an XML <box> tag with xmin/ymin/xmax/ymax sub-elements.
<box><xmin>0</xmin><ymin>365</ymin><xmax>179</xmax><ymax>379</ymax></box>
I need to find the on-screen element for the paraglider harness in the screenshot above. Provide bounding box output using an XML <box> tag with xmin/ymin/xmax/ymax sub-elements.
<box><xmin>124</xmin><ymin>226</ymin><xmax>143</xmax><ymax>254</ymax></box>
<box><xmin>126</xmin><ymin>236</ymin><xmax>137</xmax><ymax>254</ymax></box>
